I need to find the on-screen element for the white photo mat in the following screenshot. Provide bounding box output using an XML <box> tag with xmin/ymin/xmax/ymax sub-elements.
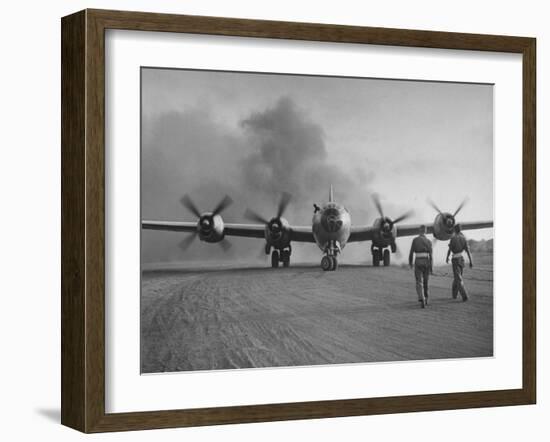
<box><xmin>105</xmin><ymin>29</ymin><xmax>523</xmax><ymax>413</ymax></box>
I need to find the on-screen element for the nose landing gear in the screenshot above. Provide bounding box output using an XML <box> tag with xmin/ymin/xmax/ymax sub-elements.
<box><xmin>321</xmin><ymin>241</ymin><xmax>340</xmax><ymax>271</ymax></box>
<box><xmin>321</xmin><ymin>255</ymin><xmax>338</xmax><ymax>271</ymax></box>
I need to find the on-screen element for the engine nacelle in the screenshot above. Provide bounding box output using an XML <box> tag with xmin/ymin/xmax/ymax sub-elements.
<box><xmin>265</xmin><ymin>217</ymin><xmax>291</xmax><ymax>248</ymax></box>
<box><xmin>372</xmin><ymin>217</ymin><xmax>397</xmax><ymax>247</ymax></box>
<box><xmin>197</xmin><ymin>213</ymin><xmax>225</xmax><ymax>243</ymax></box>
<box><xmin>432</xmin><ymin>212</ymin><xmax>456</xmax><ymax>240</ymax></box>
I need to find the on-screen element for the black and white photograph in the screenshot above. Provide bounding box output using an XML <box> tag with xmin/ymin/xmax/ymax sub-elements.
<box><xmin>1</xmin><ymin>0</ymin><xmax>544</xmax><ymax>437</ymax></box>
<box><xmin>140</xmin><ymin>67</ymin><xmax>494</xmax><ymax>374</ymax></box>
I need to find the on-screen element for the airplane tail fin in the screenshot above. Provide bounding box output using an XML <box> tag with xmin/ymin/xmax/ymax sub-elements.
<box><xmin>329</xmin><ymin>185</ymin><xmax>334</xmax><ymax>202</ymax></box>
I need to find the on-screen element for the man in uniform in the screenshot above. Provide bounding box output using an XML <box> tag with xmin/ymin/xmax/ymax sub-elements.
<box><xmin>409</xmin><ymin>225</ymin><xmax>433</xmax><ymax>308</ymax></box>
<box><xmin>446</xmin><ymin>224</ymin><xmax>473</xmax><ymax>301</ymax></box>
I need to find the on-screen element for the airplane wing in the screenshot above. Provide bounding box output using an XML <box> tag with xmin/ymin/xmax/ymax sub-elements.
<box><xmin>395</xmin><ymin>223</ymin><xmax>436</xmax><ymax>238</ymax></box>
<box><xmin>142</xmin><ymin>221</ymin><xmax>265</xmax><ymax>238</ymax></box>
<box><xmin>289</xmin><ymin>226</ymin><xmax>316</xmax><ymax>243</ymax></box>
<box><xmin>395</xmin><ymin>220</ymin><xmax>493</xmax><ymax>238</ymax></box>
<box><xmin>348</xmin><ymin>226</ymin><xmax>377</xmax><ymax>242</ymax></box>
<box><xmin>348</xmin><ymin>221</ymin><xmax>493</xmax><ymax>243</ymax></box>
<box><xmin>142</xmin><ymin>221</ymin><xmax>316</xmax><ymax>242</ymax></box>
<box><xmin>141</xmin><ymin>221</ymin><xmax>197</xmax><ymax>232</ymax></box>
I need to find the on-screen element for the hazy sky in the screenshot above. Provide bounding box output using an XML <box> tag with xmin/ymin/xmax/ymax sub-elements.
<box><xmin>141</xmin><ymin>68</ymin><xmax>493</xmax><ymax>264</ymax></box>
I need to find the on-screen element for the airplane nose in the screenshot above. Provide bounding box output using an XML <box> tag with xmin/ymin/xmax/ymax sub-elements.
<box><xmin>326</xmin><ymin>216</ymin><xmax>342</xmax><ymax>232</ymax></box>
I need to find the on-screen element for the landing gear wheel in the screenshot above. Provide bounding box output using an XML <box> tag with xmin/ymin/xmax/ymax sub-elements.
<box><xmin>372</xmin><ymin>249</ymin><xmax>380</xmax><ymax>267</ymax></box>
<box><xmin>383</xmin><ymin>249</ymin><xmax>390</xmax><ymax>266</ymax></box>
<box><xmin>331</xmin><ymin>256</ymin><xmax>338</xmax><ymax>271</ymax></box>
<box><xmin>281</xmin><ymin>250</ymin><xmax>290</xmax><ymax>268</ymax></box>
<box><xmin>271</xmin><ymin>250</ymin><xmax>279</xmax><ymax>268</ymax></box>
<box><xmin>321</xmin><ymin>256</ymin><xmax>332</xmax><ymax>271</ymax></box>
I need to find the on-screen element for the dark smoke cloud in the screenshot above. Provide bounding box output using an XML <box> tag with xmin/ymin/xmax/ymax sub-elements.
<box><xmin>241</xmin><ymin>97</ymin><xmax>362</xmax><ymax>204</ymax></box>
<box><xmin>141</xmin><ymin>97</ymin><xmax>376</xmax><ymax>265</ymax></box>
<box><xmin>141</xmin><ymin>107</ymin><xmax>244</xmax><ymax>263</ymax></box>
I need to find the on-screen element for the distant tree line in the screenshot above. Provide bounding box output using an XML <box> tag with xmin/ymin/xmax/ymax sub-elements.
<box><xmin>467</xmin><ymin>238</ymin><xmax>493</xmax><ymax>253</ymax></box>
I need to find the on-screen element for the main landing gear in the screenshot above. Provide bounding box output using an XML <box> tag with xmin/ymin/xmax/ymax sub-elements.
<box><xmin>371</xmin><ymin>244</ymin><xmax>394</xmax><ymax>267</ymax></box>
<box><xmin>270</xmin><ymin>246</ymin><xmax>292</xmax><ymax>268</ymax></box>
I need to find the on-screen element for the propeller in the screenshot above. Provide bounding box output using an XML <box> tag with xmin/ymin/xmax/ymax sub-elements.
<box><xmin>178</xmin><ymin>194</ymin><xmax>234</xmax><ymax>252</ymax></box>
<box><xmin>244</xmin><ymin>192</ymin><xmax>292</xmax><ymax>225</ymax></box>
<box><xmin>392</xmin><ymin>210</ymin><xmax>415</xmax><ymax>224</ymax></box>
<box><xmin>212</xmin><ymin>195</ymin><xmax>234</xmax><ymax>216</ymax></box>
<box><xmin>427</xmin><ymin>199</ymin><xmax>443</xmax><ymax>215</ymax></box>
<box><xmin>244</xmin><ymin>192</ymin><xmax>292</xmax><ymax>256</ymax></box>
<box><xmin>372</xmin><ymin>193</ymin><xmax>385</xmax><ymax>218</ymax></box>
<box><xmin>453</xmin><ymin>197</ymin><xmax>469</xmax><ymax>217</ymax></box>
<box><xmin>427</xmin><ymin>197</ymin><xmax>469</xmax><ymax>230</ymax></box>
<box><xmin>179</xmin><ymin>232</ymin><xmax>198</xmax><ymax>251</ymax></box>
<box><xmin>372</xmin><ymin>194</ymin><xmax>414</xmax><ymax>234</ymax></box>
<box><xmin>243</xmin><ymin>208</ymin><xmax>269</xmax><ymax>225</ymax></box>
<box><xmin>181</xmin><ymin>194</ymin><xmax>202</xmax><ymax>218</ymax></box>
<box><xmin>218</xmin><ymin>238</ymin><xmax>232</xmax><ymax>252</ymax></box>
<box><xmin>277</xmin><ymin>192</ymin><xmax>292</xmax><ymax>218</ymax></box>
<box><xmin>180</xmin><ymin>194</ymin><xmax>234</xmax><ymax>218</ymax></box>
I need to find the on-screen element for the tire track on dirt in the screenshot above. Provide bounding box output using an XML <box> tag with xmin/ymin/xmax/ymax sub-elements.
<box><xmin>141</xmin><ymin>256</ymin><xmax>493</xmax><ymax>372</ymax></box>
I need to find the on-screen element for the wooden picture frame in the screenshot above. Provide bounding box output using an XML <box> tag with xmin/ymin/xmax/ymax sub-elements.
<box><xmin>61</xmin><ymin>9</ymin><xmax>536</xmax><ymax>433</ymax></box>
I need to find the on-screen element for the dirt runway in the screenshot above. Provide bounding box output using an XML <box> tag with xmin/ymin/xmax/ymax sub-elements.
<box><xmin>141</xmin><ymin>254</ymin><xmax>493</xmax><ymax>373</ymax></box>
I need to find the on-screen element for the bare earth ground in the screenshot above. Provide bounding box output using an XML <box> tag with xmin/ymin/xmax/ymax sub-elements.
<box><xmin>141</xmin><ymin>253</ymin><xmax>493</xmax><ymax>373</ymax></box>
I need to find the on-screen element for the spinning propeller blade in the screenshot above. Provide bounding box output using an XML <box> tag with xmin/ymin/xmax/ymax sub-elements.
<box><xmin>178</xmin><ymin>194</ymin><xmax>233</xmax><ymax>252</ymax></box>
<box><xmin>244</xmin><ymin>208</ymin><xmax>269</xmax><ymax>224</ymax></box>
<box><xmin>372</xmin><ymin>194</ymin><xmax>385</xmax><ymax>218</ymax></box>
<box><xmin>393</xmin><ymin>210</ymin><xmax>414</xmax><ymax>224</ymax></box>
<box><xmin>276</xmin><ymin>192</ymin><xmax>292</xmax><ymax>218</ymax></box>
<box><xmin>453</xmin><ymin>197</ymin><xmax>469</xmax><ymax>217</ymax></box>
<box><xmin>179</xmin><ymin>232</ymin><xmax>198</xmax><ymax>251</ymax></box>
<box><xmin>427</xmin><ymin>199</ymin><xmax>443</xmax><ymax>215</ymax></box>
<box><xmin>218</xmin><ymin>238</ymin><xmax>232</xmax><ymax>252</ymax></box>
<box><xmin>373</xmin><ymin>194</ymin><xmax>413</xmax><ymax>225</ymax></box>
<box><xmin>244</xmin><ymin>192</ymin><xmax>293</xmax><ymax>225</ymax></box>
<box><xmin>180</xmin><ymin>194</ymin><xmax>201</xmax><ymax>218</ymax></box>
<box><xmin>212</xmin><ymin>195</ymin><xmax>233</xmax><ymax>216</ymax></box>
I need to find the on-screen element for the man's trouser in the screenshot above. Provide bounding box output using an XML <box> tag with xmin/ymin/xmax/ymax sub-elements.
<box><xmin>451</xmin><ymin>256</ymin><xmax>468</xmax><ymax>300</ymax></box>
<box><xmin>414</xmin><ymin>258</ymin><xmax>430</xmax><ymax>301</ymax></box>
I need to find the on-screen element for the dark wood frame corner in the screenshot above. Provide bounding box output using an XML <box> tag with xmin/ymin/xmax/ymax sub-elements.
<box><xmin>61</xmin><ymin>8</ymin><xmax>536</xmax><ymax>433</ymax></box>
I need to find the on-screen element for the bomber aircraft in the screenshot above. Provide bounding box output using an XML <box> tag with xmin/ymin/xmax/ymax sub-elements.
<box><xmin>142</xmin><ymin>186</ymin><xmax>493</xmax><ymax>271</ymax></box>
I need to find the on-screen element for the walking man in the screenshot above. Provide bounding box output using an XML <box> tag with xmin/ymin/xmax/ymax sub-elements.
<box><xmin>409</xmin><ymin>225</ymin><xmax>433</xmax><ymax>308</ymax></box>
<box><xmin>446</xmin><ymin>224</ymin><xmax>473</xmax><ymax>301</ymax></box>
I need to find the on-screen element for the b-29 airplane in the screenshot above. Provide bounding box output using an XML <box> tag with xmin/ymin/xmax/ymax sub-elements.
<box><xmin>142</xmin><ymin>186</ymin><xmax>493</xmax><ymax>271</ymax></box>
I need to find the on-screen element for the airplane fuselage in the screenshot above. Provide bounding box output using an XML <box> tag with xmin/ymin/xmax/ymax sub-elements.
<box><xmin>312</xmin><ymin>202</ymin><xmax>351</xmax><ymax>254</ymax></box>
